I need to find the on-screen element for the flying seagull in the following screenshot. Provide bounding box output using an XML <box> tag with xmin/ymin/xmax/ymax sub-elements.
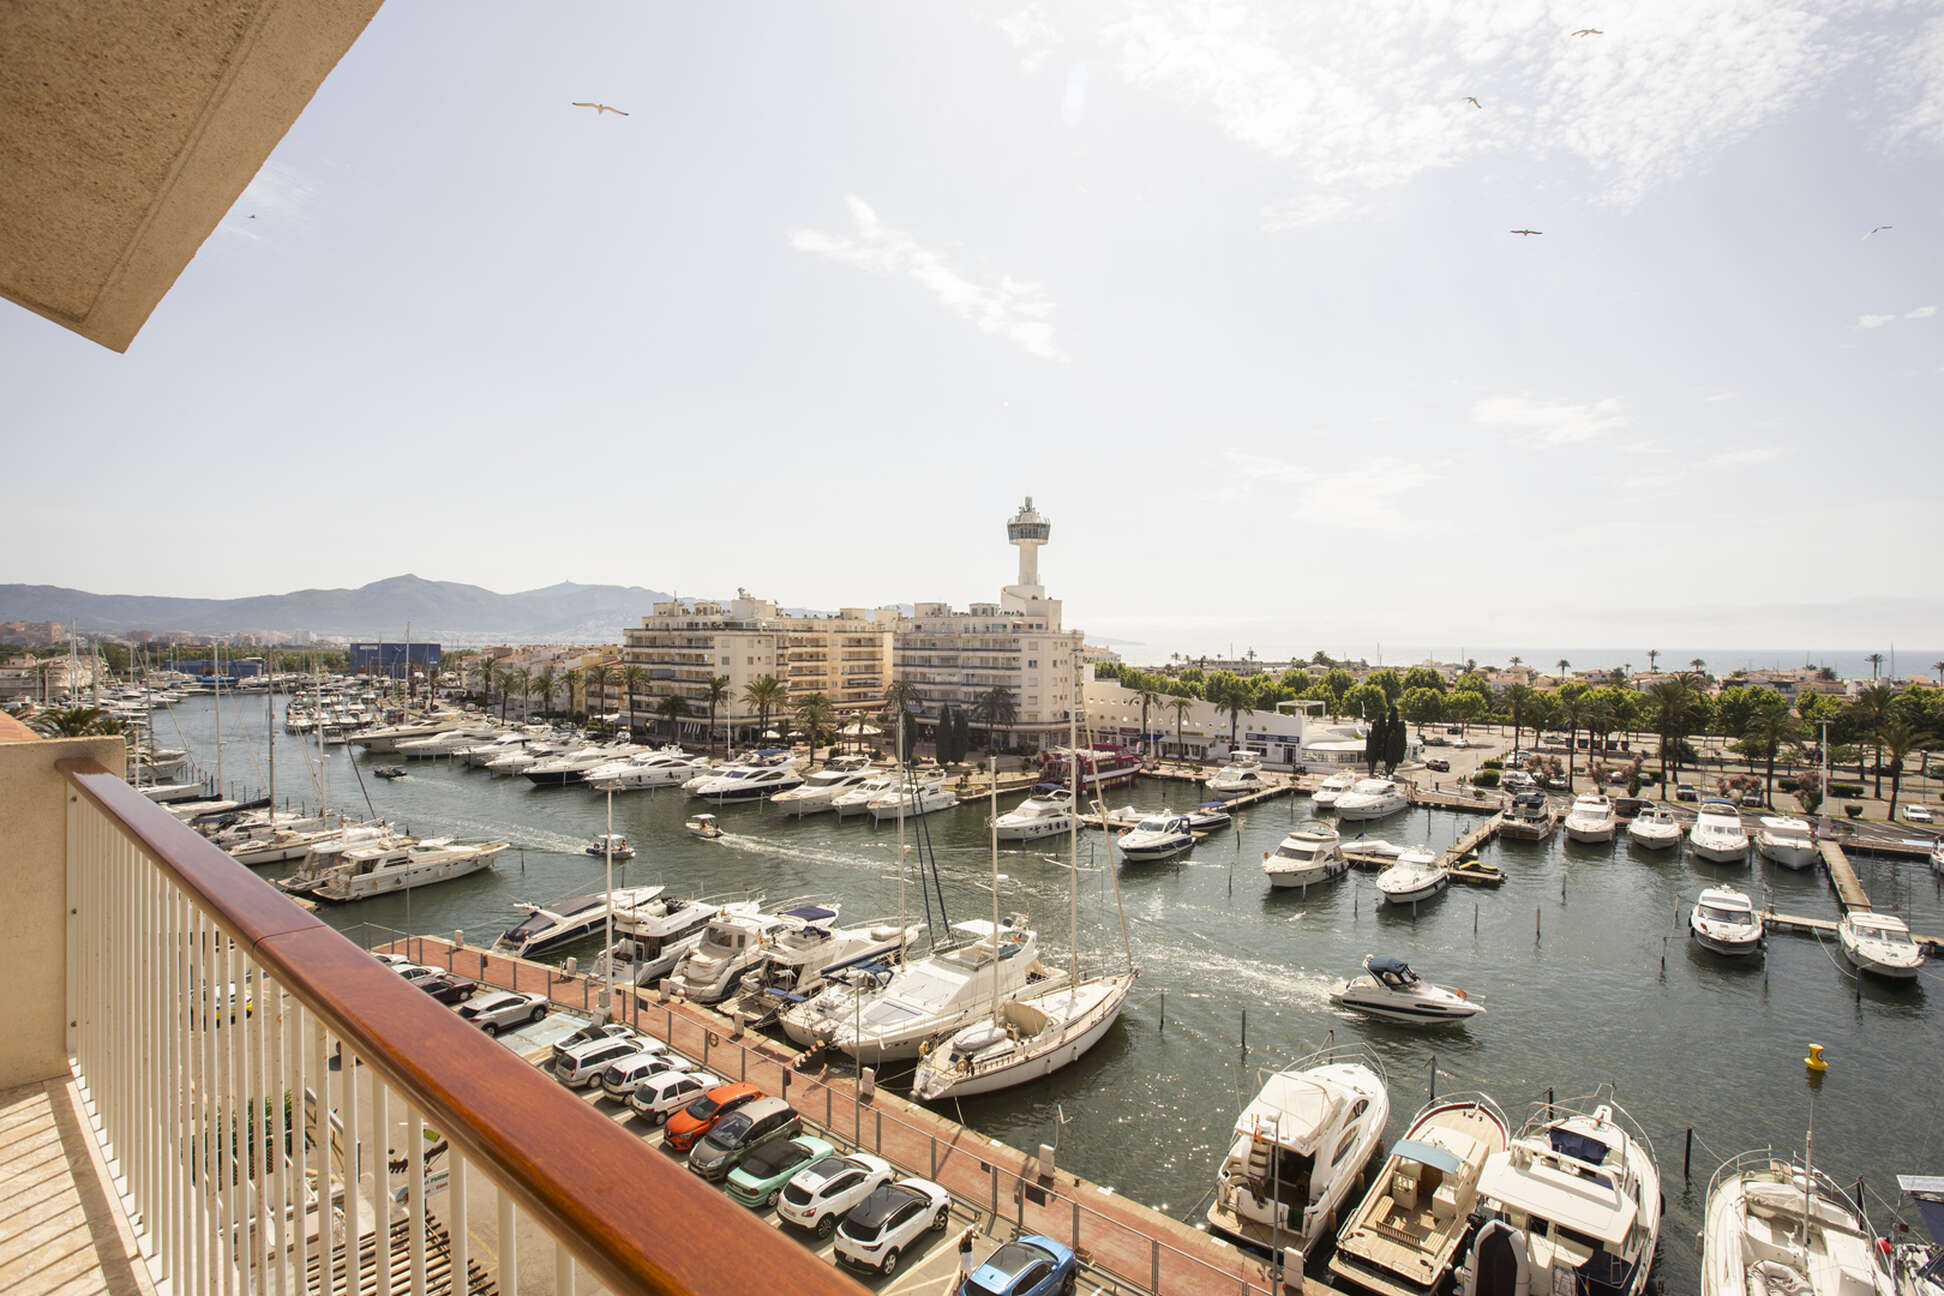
<box><xmin>1573</xmin><ymin>28</ymin><xmax>1603</xmax><ymax>36</ymax></box>
<box><xmin>1465</xmin><ymin>96</ymin><xmax>1482</xmax><ymax>109</ymax></box>
<box><xmin>1510</xmin><ymin>229</ymin><xmax>1544</xmax><ymax>236</ymax></box>
<box><xmin>1864</xmin><ymin>225</ymin><xmax>1892</xmax><ymax>239</ymax></box>
<box><xmin>572</xmin><ymin>101</ymin><xmax>630</xmax><ymax>116</ymax></box>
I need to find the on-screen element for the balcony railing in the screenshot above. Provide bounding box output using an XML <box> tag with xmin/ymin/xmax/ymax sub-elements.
<box><xmin>57</xmin><ymin>757</ymin><xmax>862</xmax><ymax>1296</ymax></box>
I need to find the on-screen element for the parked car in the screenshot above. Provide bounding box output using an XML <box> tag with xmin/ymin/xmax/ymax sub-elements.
<box><xmin>1741</xmin><ymin>790</ymin><xmax>1765</xmax><ymax>807</ymax></box>
<box><xmin>834</xmin><ymin>1177</ymin><xmax>952</xmax><ymax>1276</ymax></box>
<box><xmin>1451</xmin><ymin>737</ymin><xmax>1472</xmax><ymax>749</ymax></box>
<box><xmin>551</xmin><ymin>1021</ymin><xmax>638</xmax><ymax>1062</ymax></box>
<box><xmin>687</xmin><ymin>1096</ymin><xmax>802</xmax><ymax>1181</ymax></box>
<box><xmin>960</xmin><ymin>1234</ymin><xmax>1080</xmax><ymax>1296</ymax></box>
<box><xmin>554</xmin><ymin>1036</ymin><xmax>662</xmax><ymax>1089</ymax></box>
<box><xmin>393</xmin><ymin>963</ymin><xmax>445</xmax><ymax>985</ymax></box>
<box><xmin>372</xmin><ymin>952</ymin><xmax>411</xmax><ymax>968</ymax></box>
<box><xmin>726</xmin><ymin>1135</ymin><xmax>836</xmax><ymax>1208</ymax></box>
<box><xmin>415</xmin><ymin>972</ymin><xmax>480</xmax><ymax>1005</ymax></box>
<box><xmin>1904</xmin><ymin>804</ymin><xmax>1934</xmax><ymax>823</ymax></box>
<box><xmin>777</xmin><ymin>1152</ymin><xmax>895</xmax><ymax>1238</ymax></box>
<box><xmin>456</xmin><ymin>991</ymin><xmax>549</xmax><ymax>1036</ymax></box>
<box><xmin>1676</xmin><ymin>783</ymin><xmax>1699</xmax><ymax>801</ymax></box>
<box><xmin>1425</xmin><ymin>758</ymin><xmax>1450</xmax><ymax>773</ymax></box>
<box><xmin>664</xmin><ymin>1081</ymin><xmax>762</xmax><ymax>1153</ymax></box>
<box><xmin>628</xmin><ymin>1069</ymin><xmax>722</xmax><ymax>1127</ymax></box>
<box><xmin>600</xmin><ymin>1051</ymin><xmax>691</xmax><ymax>1104</ymax></box>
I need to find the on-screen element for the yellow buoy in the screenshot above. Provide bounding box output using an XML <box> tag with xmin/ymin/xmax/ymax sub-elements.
<box><xmin>1805</xmin><ymin>1043</ymin><xmax>1829</xmax><ymax>1072</ymax></box>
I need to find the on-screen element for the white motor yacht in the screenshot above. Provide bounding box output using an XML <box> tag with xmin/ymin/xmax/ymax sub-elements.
<box><xmin>991</xmin><ymin>788</ymin><xmax>1075</xmax><ymax>841</ymax></box>
<box><xmin>865</xmin><ymin>775</ymin><xmax>958</xmax><ymax>823</ymax></box>
<box><xmin>691</xmin><ymin>759</ymin><xmax>806</xmax><ymax>803</ymax></box>
<box><xmin>722</xmin><ymin>911</ymin><xmax>918</xmax><ymax>1029</ymax></box>
<box><xmin>1314</xmin><ymin>772</ymin><xmax>1358</xmax><ymax>808</ymax></box>
<box><xmin>1690</xmin><ymin>886</ymin><xmax>1764</xmax><ymax>957</ymax></box>
<box><xmin>1336</xmin><ymin>778</ymin><xmax>1410</xmax><ymax>822</ymax></box>
<box><xmin>1183</xmin><ymin>803</ymin><xmax>1234</xmax><ymax>833</ymax></box>
<box><xmin>1377</xmin><ymin>849</ymin><xmax>1450</xmax><ymax>906</ymax></box>
<box><xmin>770</xmin><ymin>761</ymin><xmax>880</xmax><ymax>815</ymax></box>
<box><xmin>831</xmin><ymin>772</ymin><xmax>901</xmax><ymax>819</ymax></box>
<box><xmin>487</xmin><ymin>741</ymin><xmax>566</xmax><ymax>776</ymax></box>
<box><xmin>669</xmin><ymin>909</ymin><xmax>788</xmax><ymax>1004</ymax></box>
<box><xmin>396</xmin><ymin>727</ymin><xmax>500</xmax><ymax>759</ymax></box>
<box><xmin>311</xmin><ymin>839</ymin><xmax>507</xmax><ymax>903</ymax></box>
<box><xmin>1263</xmin><ymin>819</ymin><xmax>1350</xmax><ymax>889</ymax></box>
<box><xmin>591</xmin><ymin>894</ymin><xmax>759</xmax><ymax>987</ymax></box>
<box><xmin>1455</xmin><ymin>1092</ymin><xmax>1662</xmax><ymax>1296</ymax></box>
<box><xmin>1206</xmin><ymin>1044</ymin><xmax>1391</xmax><ymax>1257</ymax></box>
<box><xmin>1838</xmin><ymin>911</ymin><xmax>1926</xmax><ymax>979</ymax></box>
<box><xmin>786</xmin><ymin>917</ymin><xmax>1053</xmax><ymax>1063</ymax></box>
<box><xmin>1498</xmin><ymin>792</ymin><xmax>1556</xmax><ymax>841</ymax></box>
<box><xmin>1701</xmin><ymin>1147</ymin><xmax>1890</xmax><ymax>1296</ymax></box>
<box><xmin>1563</xmin><ymin>793</ymin><xmax>1618</xmax><ymax>844</ymax></box>
<box><xmin>1117</xmin><ymin>812</ymin><xmax>1195</xmax><ymax>863</ymax></box>
<box><xmin>1329</xmin><ymin>956</ymin><xmax>1483</xmax><ymax>1025</ymax></box>
<box><xmin>493</xmin><ymin>885</ymin><xmax>670</xmax><ymax>959</ymax></box>
<box><xmin>525</xmin><ymin>744</ymin><xmax>630</xmax><ymax>787</ymax></box>
<box><xmin>1691</xmin><ymin>799</ymin><xmax>1752</xmax><ymax>863</ymax></box>
<box><xmin>351</xmin><ymin>713</ymin><xmax>470</xmax><ymax>753</ymax></box>
<box><xmin>1331</xmin><ymin>1094</ymin><xmax>1511</xmax><ymax>1296</ymax></box>
<box><xmin>1627</xmin><ymin>804</ymin><xmax>1685</xmax><ymax>851</ymax></box>
<box><xmin>459</xmin><ymin>731</ymin><xmax>537</xmax><ymax>767</ymax></box>
<box><xmin>1755</xmin><ymin>816</ymin><xmax>1818</xmax><ymax>870</ymax></box>
<box><xmin>585</xmin><ymin>747</ymin><xmax>710</xmax><ymax>791</ymax></box>
<box><xmin>1207</xmin><ymin>751</ymin><xmax>1268</xmax><ymax>799</ymax></box>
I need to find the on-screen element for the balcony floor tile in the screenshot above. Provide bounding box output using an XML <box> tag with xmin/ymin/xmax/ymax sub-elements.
<box><xmin>0</xmin><ymin>1080</ymin><xmax>154</xmax><ymax>1296</ymax></box>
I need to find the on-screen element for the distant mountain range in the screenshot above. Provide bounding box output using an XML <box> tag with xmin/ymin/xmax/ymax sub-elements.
<box><xmin>0</xmin><ymin>575</ymin><xmax>672</xmax><ymax>642</ymax></box>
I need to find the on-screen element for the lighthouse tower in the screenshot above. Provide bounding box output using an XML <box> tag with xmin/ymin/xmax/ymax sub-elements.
<box><xmin>1004</xmin><ymin>497</ymin><xmax>1051</xmax><ymax>600</ymax></box>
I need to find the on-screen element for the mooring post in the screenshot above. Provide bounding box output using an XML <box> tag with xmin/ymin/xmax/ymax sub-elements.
<box><xmin>1684</xmin><ymin>1128</ymin><xmax>1693</xmax><ymax>1184</ymax></box>
<box><xmin>1429</xmin><ymin>1054</ymin><xmax>1436</xmax><ymax>1103</ymax></box>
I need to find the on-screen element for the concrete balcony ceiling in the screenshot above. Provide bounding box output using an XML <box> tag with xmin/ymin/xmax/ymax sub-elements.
<box><xmin>1</xmin><ymin>0</ymin><xmax>384</xmax><ymax>351</ymax></box>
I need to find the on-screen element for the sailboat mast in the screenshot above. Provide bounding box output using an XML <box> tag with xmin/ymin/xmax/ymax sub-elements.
<box><xmin>990</xmin><ymin>756</ymin><xmax>1001</xmax><ymax>1022</ymax></box>
<box><xmin>1069</xmin><ymin>710</ymin><xmax>1079</xmax><ymax>991</ymax></box>
<box><xmin>266</xmin><ymin>646</ymin><xmax>275</xmax><ymax>813</ymax></box>
<box><xmin>896</xmin><ymin>710</ymin><xmax>906</xmax><ymax>944</ymax></box>
<box><xmin>214</xmin><ymin>642</ymin><xmax>223</xmax><ymax>796</ymax></box>
<box><xmin>316</xmin><ymin>660</ymin><xmax>327</xmax><ymax>822</ymax></box>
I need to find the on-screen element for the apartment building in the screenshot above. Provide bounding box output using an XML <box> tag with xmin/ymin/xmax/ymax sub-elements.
<box><xmin>620</xmin><ymin>592</ymin><xmax>895</xmax><ymax>741</ymax></box>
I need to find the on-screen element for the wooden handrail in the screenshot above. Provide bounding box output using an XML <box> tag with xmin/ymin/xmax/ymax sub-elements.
<box><xmin>59</xmin><ymin>757</ymin><xmax>868</xmax><ymax>1296</ymax></box>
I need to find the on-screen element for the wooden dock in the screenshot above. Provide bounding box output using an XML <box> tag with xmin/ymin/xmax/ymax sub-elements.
<box><xmin>1817</xmin><ymin>841</ymin><xmax>1872</xmax><ymax>911</ymax></box>
<box><xmin>1439</xmin><ymin>813</ymin><xmax>1505</xmax><ymax>867</ymax></box>
<box><xmin>1408</xmin><ymin>785</ymin><xmax>1506</xmax><ymax>815</ymax></box>
<box><xmin>1762</xmin><ymin>909</ymin><xmax>1944</xmax><ymax>954</ymax></box>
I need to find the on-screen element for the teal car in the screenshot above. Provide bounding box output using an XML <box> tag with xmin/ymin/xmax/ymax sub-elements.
<box><xmin>725</xmin><ymin>1135</ymin><xmax>836</xmax><ymax>1208</ymax></box>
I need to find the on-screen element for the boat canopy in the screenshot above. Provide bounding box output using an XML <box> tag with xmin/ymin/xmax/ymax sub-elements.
<box><xmin>1392</xmin><ymin>1138</ymin><xmax>1463</xmax><ymax>1176</ymax></box>
<box><xmin>1549</xmin><ymin>1127</ymin><xmax>1611</xmax><ymax>1165</ymax></box>
<box><xmin>781</xmin><ymin>904</ymin><xmax>838</xmax><ymax>924</ymax></box>
<box><xmin>1367</xmin><ymin>955</ymin><xmax>1416</xmax><ymax>978</ymax></box>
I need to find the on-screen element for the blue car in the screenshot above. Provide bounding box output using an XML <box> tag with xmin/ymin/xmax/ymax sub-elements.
<box><xmin>959</xmin><ymin>1234</ymin><xmax>1077</xmax><ymax>1296</ymax></box>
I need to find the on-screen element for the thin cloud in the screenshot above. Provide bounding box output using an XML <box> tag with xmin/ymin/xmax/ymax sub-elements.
<box><xmin>1858</xmin><ymin>313</ymin><xmax>1896</xmax><ymax>328</ymax></box>
<box><xmin>1470</xmin><ymin>393</ymin><xmax>1628</xmax><ymax>448</ymax></box>
<box><xmin>1886</xmin><ymin>13</ymin><xmax>1944</xmax><ymax>147</ymax></box>
<box><xmin>790</xmin><ymin>196</ymin><xmax>1066</xmax><ymax>361</ymax></box>
<box><xmin>1908</xmin><ymin>305</ymin><xmax>1938</xmax><ymax>319</ymax></box>
<box><xmin>1705</xmin><ymin>391</ymin><xmax>1739</xmax><ymax>402</ymax></box>
<box><xmin>1705</xmin><ymin>446</ymin><xmax>1794</xmax><ymax>469</ymax></box>
<box><xmin>1225</xmin><ymin>449</ymin><xmax>1436</xmax><ymax>533</ymax></box>
<box><xmin>216</xmin><ymin>160</ymin><xmax>320</xmax><ymax>243</ymax></box>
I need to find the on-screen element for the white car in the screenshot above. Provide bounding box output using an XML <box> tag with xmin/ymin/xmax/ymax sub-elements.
<box><xmin>393</xmin><ymin>963</ymin><xmax>445</xmax><ymax>984</ymax></box>
<box><xmin>550</xmin><ymin>1021</ymin><xmax>638</xmax><ymax>1062</ymax></box>
<box><xmin>777</xmin><ymin>1152</ymin><xmax>894</xmax><ymax>1239</ymax></box>
<box><xmin>456</xmin><ymin>991</ymin><xmax>549</xmax><ymax>1036</ymax></box>
<box><xmin>554</xmin><ymin>1036</ymin><xmax>662</xmax><ymax>1088</ymax></box>
<box><xmin>372</xmin><ymin>952</ymin><xmax>411</xmax><ymax>968</ymax></box>
<box><xmin>627</xmin><ymin>1069</ymin><xmax>723</xmax><ymax>1126</ymax></box>
<box><xmin>833</xmin><ymin>1177</ymin><xmax>952</xmax><ymax>1277</ymax></box>
<box><xmin>599</xmin><ymin>1051</ymin><xmax>692</xmax><ymax>1103</ymax></box>
<box><xmin>1903</xmin><ymin>804</ymin><xmax>1934</xmax><ymax>823</ymax></box>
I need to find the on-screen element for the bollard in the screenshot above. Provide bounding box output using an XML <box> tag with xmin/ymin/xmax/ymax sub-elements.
<box><xmin>860</xmin><ymin>1066</ymin><xmax>876</xmax><ymax>1102</ymax></box>
<box><xmin>1040</xmin><ymin>1143</ymin><xmax>1057</xmax><ymax>1180</ymax></box>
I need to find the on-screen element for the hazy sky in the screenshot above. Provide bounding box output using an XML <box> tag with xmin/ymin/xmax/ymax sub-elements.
<box><xmin>5</xmin><ymin>1</ymin><xmax>1942</xmax><ymax>659</ymax></box>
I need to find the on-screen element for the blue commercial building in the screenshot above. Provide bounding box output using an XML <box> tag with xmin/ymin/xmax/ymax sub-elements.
<box><xmin>349</xmin><ymin>642</ymin><xmax>442</xmax><ymax>676</ymax></box>
<box><xmin>174</xmin><ymin>657</ymin><xmax>264</xmax><ymax>678</ymax></box>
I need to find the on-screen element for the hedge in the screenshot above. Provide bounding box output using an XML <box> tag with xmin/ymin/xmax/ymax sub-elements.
<box><xmin>1471</xmin><ymin>770</ymin><xmax>1501</xmax><ymax>788</ymax></box>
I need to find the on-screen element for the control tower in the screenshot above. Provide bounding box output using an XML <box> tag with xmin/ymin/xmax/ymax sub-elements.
<box><xmin>1006</xmin><ymin>497</ymin><xmax>1050</xmax><ymax>597</ymax></box>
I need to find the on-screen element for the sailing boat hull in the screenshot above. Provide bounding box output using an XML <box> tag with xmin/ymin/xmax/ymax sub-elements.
<box><xmin>911</xmin><ymin>974</ymin><xmax>1134</xmax><ymax>1101</ymax></box>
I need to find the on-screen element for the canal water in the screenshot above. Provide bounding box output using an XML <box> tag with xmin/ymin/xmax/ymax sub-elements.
<box><xmin>159</xmin><ymin>695</ymin><xmax>1944</xmax><ymax>1293</ymax></box>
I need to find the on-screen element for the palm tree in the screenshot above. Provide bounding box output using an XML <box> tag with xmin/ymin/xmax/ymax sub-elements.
<box><xmin>1865</xmin><ymin>652</ymin><xmax>1885</xmax><ymax>681</ymax></box>
<box><xmin>1849</xmin><ymin>684</ymin><xmax>1896</xmax><ymax>796</ymax></box>
<box><xmin>703</xmin><ymin>675</ymin><xmax>730</xmax><ymax>756</ymax></box>
<box><xmin>743</xmin><ymin>676</ymin><xmax>786</xmax><ymax>743</ymax></box>
<box><xmin>1137</xmin><ymin>687</ymin><xmax>1164</xmax><ymax>759</ymax></box>
<box><xmin>1648</xmin><ymin>649</ymin><xmax>1659</xmax><ymax>673</ymax></box>
<box><xmin>1933</xmin><ymin>661</ymin><xmax>1944</xmax><ymax>686</ymax></box>
<box><xmin>972</xmin><ymin>686</ymin><xmax>1019</xmax><ymax>751</ymax></box>
<box><xmin>1167</xmin><ymin>695</ymin><xmax>1194</xmax><ymax>761</ymax></box>
<box><xmin>1880</xmin><ymin>716</ymin><xmax>1931</xmax><ymax>820</ymax></box>
<box><xmin>511</xmin><ymin>667</ymin><xmax>533</xmax><ymax>722</ymax></box>
<box><xmin>1557</xmin><ymin>690</ymin><xmax>1589</xmax><ymax>791</ymax></box>
<box><xmin>1214</xmin><ymin>676</ymin><xmax>1251</xmax><ymax>749</ymax></box>
<box><xmin>1509</xmin><ymin>655</ymin><xmax>1523</xmax><ymax>669</ymax></box>
<box><xmin>657</xmin><ymin>694</ymin><xmax>693</xmax><ymax>743</ymax></box>
<box><xmin>535</xmin><ymin>665</ymin><xmax>558</xmax><ymax>718</ymax></box>
<box><xmin>620</xmin><ymin>664</ymin><xmax>647</xmax><ymax>742</ymax></box>
<box><xmin>795</xmin><ymin>693</ymin><xmax>834</xmax><ymax>763</ymax></box>
<box><xmin>583</xmin><ymin>664</ymin><xmax>610</xmax><ymax>720</ymax></box>
<box><xmin>491</xmin><ymin>667</ymin><xmax>509</xmax><ymax>721</ymax></box>
<box><xmin>1648</xmin><ymin>678</ymin><xmax>1693</xmax><ymax>799</ymax></box>
<box><xmin>1689</xmin><ymin>658</ymin><xmax>1706</xmax><ymax>674</ymax></box>
<box><xmin>425</xmin><ymin>663</ymin><xmax>443</xmax><ymax>704</ymax></box>
<box><xmin>1504</xmin><ymin>684</ymin><xmax>1535</xmax><ymax>753</ymax></box>
<box><xmin>1555</xmin><ymin>658</ymin><xmax>1570</xmax><ymax>681</ymax></box>
<box><xmin>1741</xmin><ymin>694</ymin><xmax>1799</xmax><ymax>808</ymax></box>
<box><xmin>27</xmin><ymin>705</ymin><xmax>122</xmax><ymax>737</ymax></box>
<box><xmin>559</xmin><ymin>667</ymin><xmax>580</xmax><ymax>719</ymax></box>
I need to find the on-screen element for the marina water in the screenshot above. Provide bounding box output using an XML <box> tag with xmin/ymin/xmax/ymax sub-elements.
<box><xmin>165</xmin><ymin>695</ymin><xmax>1944</xmax><ymax>1294</ymax></box>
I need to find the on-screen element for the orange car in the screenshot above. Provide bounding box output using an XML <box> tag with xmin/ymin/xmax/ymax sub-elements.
<box><xmin>663</xmin><ymin>1080</ymin><xmax>762</xmax><ymax>1153</ymax></box>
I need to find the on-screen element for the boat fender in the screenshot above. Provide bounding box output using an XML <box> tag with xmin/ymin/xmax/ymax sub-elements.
<box><xmin>919</xmin><ymin>1039</ymin><xmax>932</xmax><ymax>1058</ymax></box>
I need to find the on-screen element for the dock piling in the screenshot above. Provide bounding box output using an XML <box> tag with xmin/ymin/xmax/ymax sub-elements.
<box><xmin>1429</xmin><ymin>1054</ymin><xmax>1436</xmax><ymax>1102</ymax></box>
<box><xmin>1684</xmin><ymin>1128</ymin><xmax>1692</xmax><ymax>1184</ymax></box>
<box><xmin>1536</xmin><ymin>905</ymin><xmax>1541</xmax><ymax>944</ymax></box>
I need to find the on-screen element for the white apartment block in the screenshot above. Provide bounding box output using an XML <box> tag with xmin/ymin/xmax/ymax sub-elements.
<box><xmin>892</xmin><ymin>499</ymin><xmax>1084</xmax><ymax>748</ymax></box>
<box><xmin>620</xmin><ymin>592</ymin><xmax>895</xmax><ymax>740</ymax></box>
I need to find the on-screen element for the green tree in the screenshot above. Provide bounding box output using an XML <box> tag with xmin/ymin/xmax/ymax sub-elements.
<box><xmin>1167</xmin><ymin>695</ymin><xmax>1194</xmax><ymax>760</ymax></box>
<box><xmin>743</xmin><ymin>676</ymin><xmax>786</xmax><ymax>742</ymax></box>
<box><xmin>657</xmin><ymin>693</ymin><xmax>692</xmax><ymax>743</ymax></box>
<box><xmin>1342</xmin><ymin>683</ymin><xmax>1388</xmax><ymax>723</ymax></box>
<box><xmin>1503</xmin><ymin>683</ymin><xmax>1536</xmax><ymax>752</ymax></box>
<box><xmin>511</xmin><ymin>667</ymin><xmax>533</xmax><ymax>723</ymax></box>
<box><xmin>1739</xmin><ymin>688</ymin><xmax>1799</xmax><ymax>808</ymax></box>
<box><xmin>973</xmin><ymin>686</ymin><xmax>1019</xmax><ymax>750</ymax></box>
<box><xmin>1401</xmin><ymin>666</ymin><xmax>1446</xmax><ymax>694</ymax></box>
<box><xmin>534</xmin><ymin>665</ymin><xmax>558</xmax><ymax>717</ymax></box>
<box><xmin>795</xmin><ymin>692</ymin><xmax>834</xmax><ymax>762</ymax></box>
<box><xmin>1384</xmin><ymin>703</ymin><xmax>1407</xmax><ymax>772</ymax></box>
<box><xmin>1880</xmin><ymin>717</ymin><xmax>1930</xmax><ymax>820</ymax></box>
<box><xmin>27</xmin><ymin>706</ymin><xmax>122</xmax><ymax>737</ymax></box>
<box><xmin>1557</xmin><ymin>684</ymin><xmax>1590</xmax><ymax>791</ymax></box>
<box><xmin>1648</xmin><ymin>677</ymin><xmax>1696</xmax><ymax>798</ymax></box>
<box><xmin>1400</xmin><ymin>687</ymin><xmax>1445</xmax><ymax>739</ymax></box>
<box><xmin>1137</xmin><ymin>686</ymin><xmax>1164</xmax><ymax>758</ymax></box>
<box><xmin>1648</xmin><ymin>649</ymin><xmax>1659</xmax><ymax>673</ymax></box>
<box><xmin>1364</xmin><ymin>711</ymin><xmax>1384</xmax><ymax>775</ymax></box>
<box><xmin>1865</xmin><ymin>652</ymin><xmax>1885</xmax><ymax>681</ymax></box>
<box><xmin>1366</xmin><ymin>669</ymin><xmax>1403</xmax><ymax>703</ymax></box>
<box><xmin>621</xmin><ymin>664</ymin><xmax>647</xmax><ymax>743</ymax></box>
<box><xmin>1447</xmin><ymin>690</ymin><xmax>1484</xmax><ymax>736</ymax></box>
<box><xmin>1315</xmin><ymin>668</ymin><xmax>1356</xmax><ymax>713</ymax></box>
<box><xmin>1210</xmin><ymin>675</ymin><xmax>1253</xmax><ymax>749</ymax></box>
<box><xmin>1555</xmin><ymin>658</ymin><xmax>1570</xmax><ymax>681</ymax></box>
<box><xmin>703</xmin><ymin>674</ymin><xmax>730</xmax><ymax>755</ymax></box>
<box><xmin>491</xmin><ymin>666</ymin><xmax>509</xmax><ymax>721</ymax></box>
<box><xmin>583</xmin><ymin>663</ymin><xmax>610</xmax><ymax>717</ymax></box>
<box><xmin>1848</xmin><ymin>684</ymin><xmax>1896</xmax><ymax>795</ymax></box>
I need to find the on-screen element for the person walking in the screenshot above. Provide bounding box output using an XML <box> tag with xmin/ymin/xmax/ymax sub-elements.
<box><xmin>954</xmin><ymin>1227</ymin><xmax>978</xmax><ymax>1289</ymax></box>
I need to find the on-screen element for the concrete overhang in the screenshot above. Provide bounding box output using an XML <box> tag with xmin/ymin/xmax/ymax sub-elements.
<box><xmin>0</xmin><ymin>0</ymin><xmax>383</xmax><ymax>352</ymax></box>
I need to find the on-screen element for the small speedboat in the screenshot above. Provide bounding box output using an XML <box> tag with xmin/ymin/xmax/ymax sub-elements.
<box><xmin>1628</xmin><ymin>804</ymin><xmax>1684</xmax><ymax>851</ymax></box>
<box><xmin>1689</xmin><ymin>885</ymin><xmax>1764</xmax><ymax>957</ymax></box>
<box><xmin>1754</xmin><ymin>816</ymin><xmax>1817</xmax><ymax>870</ymax></box>
<box><xmin>1690</xmin><ymin>799</ymin><xmax>1751</xmax><ymax>863</ymax></box>
<box><xmin>685</xmin><ymin>814</ymin><xmax>724</xmax><ymax>840</ymax></box>
<box><xmin>373</xmin><ymin>765</ymin><xmax>407</xmax><ymax>780</ymax></box>
<box><xmin>1563</xmin><ymin>793</ymin><xmax>1617</xmax><ymax>844</ymax></box>
<box><xmin>1330</xmin><ymin>955</ymin><xmax>1484</xmax><ymax>1025</ymax></box>
<box><xmin>1263</xmin><ymin>819</ymin><xmax>1349</xmax><ymax>889</ymax></box>
<box><xmin>1839</xmin><ymin>910</ymin><xmax>1926</xmax><ymax>979</ymax></box>
<box><xmin>1313</xmin><ymin>771</ymin><xmax>1357</xmax><ymax>808</ymax></box>
<box><xmin>1117</xmin><ymin>812</ymin><xmax>1195</xmax><ymax>862</ymax></box>
<box><xmin>1376</xmin><ymin>848</ymin><xmax>1449</xmax><ymax>906</ymax></box>
<box><xmin>1183</xmin><ymin>803</ymin><xmax>1234</xmax><ymax>833</ymax></box>
<box><xmin>586</xmin><ymin>834</ymin><xmax>635</xmax><ymax>860</ymax></box>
